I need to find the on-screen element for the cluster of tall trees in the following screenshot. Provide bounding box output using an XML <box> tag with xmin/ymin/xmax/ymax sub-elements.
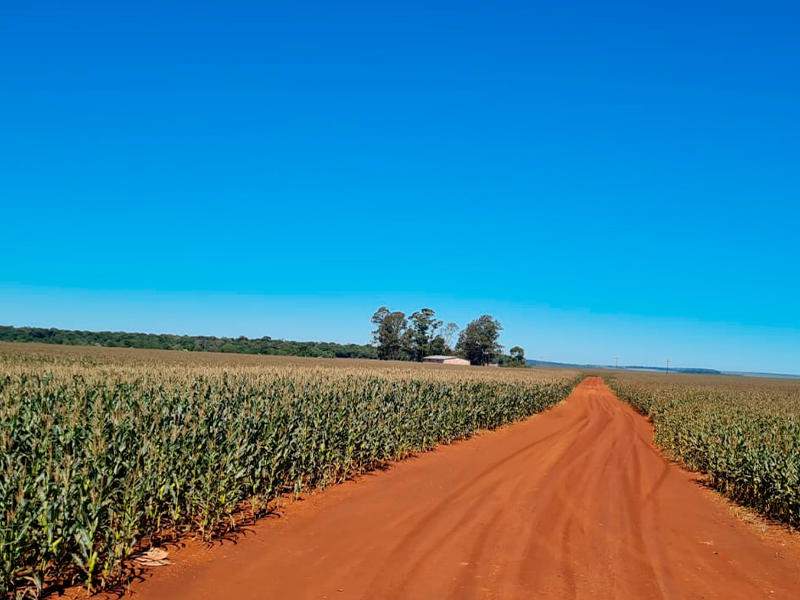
<box><xmin>370</xmin><ymin>307</ymin><xmax>452</xmax><ymax>361</ymax></box>
<box><xmin>1</xmin><ymin>316</ymin><xmax>527</xmax><ymax>367</ymax></box>
<box><xmin>371</xmin><ymin>307</ymin><xmax>526</xmax><ymax>366</ymax></box>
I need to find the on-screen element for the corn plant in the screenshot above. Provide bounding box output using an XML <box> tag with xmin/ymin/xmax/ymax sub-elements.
<box><xmin>0</xmin><ymin>344</ymin><xmax>579</xmax><ymax>597</ymax></box>
<box><xmin>606</xmin><ymin>373</ymin><xmax>800</xmax><ymax>528</ymax></box>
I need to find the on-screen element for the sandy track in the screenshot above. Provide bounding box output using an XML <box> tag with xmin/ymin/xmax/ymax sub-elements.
<box><xmin>132</xmin><ymin>377</ymin><xmax>800</xmax><ymax>599</ymax></box>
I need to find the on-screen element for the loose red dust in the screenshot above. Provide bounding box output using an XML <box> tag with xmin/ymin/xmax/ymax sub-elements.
<box><xmin>120</xmin><ymin>378</ymin><xmax>800</xmax><ymax>600</ymax></box>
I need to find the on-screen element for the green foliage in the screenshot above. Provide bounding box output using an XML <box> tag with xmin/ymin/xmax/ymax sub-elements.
<box><xmin>607</xmin><ymin>374</ymin><xmax>800</xmax><ymax>527</ymax></box>
<box><xmin>456</xmin><ymin>316</ymin><xmax>503</xmax><ymax>365</ymax></box>
<box><xmin>405</xmin><ymin>309</ymin><xmax>443</xmax><ymax>362</ymax></box>
<box><xmin>0</xmin><ymin>326</ymin><xmax>377</xmax><ymax>360</ymax></box>
<box><xmin>371</xmin><ymin>308</ymin><xmax>451</xmax><ymax>362</ymax></box>
<box><xmin>370</xmin><ymin>307</ymin><xmax>408</xmax><ymax>360</ymax></box>
<box><xmin>499</xmin><ymin>346</ymin><xmax>526</xmax><ymax>367</ymax></box>
<box><xmin>0</xmin><ymin>351</ymin><xmax>578</xmax><ymax>597</ymax></box>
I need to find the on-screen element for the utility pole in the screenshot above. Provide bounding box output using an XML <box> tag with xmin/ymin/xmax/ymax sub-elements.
<box><xmin>614</xmin><ymin>357</ymin><xmax>619</xmax><ymax>370</ymax></box>
<box><xmin>666</xmin><ymin>358</ymin><xmax>671</xmax><ymax>374</ymax></box>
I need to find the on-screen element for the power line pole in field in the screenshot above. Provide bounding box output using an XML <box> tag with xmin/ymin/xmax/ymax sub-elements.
<box><xmin>614</xmin><ymin>357</ymin><xmax>619</xmax><ymax>370</ymax></box>
<box><xmin>666</xmin><ymin>358</ymin><xmax>671</xmax><ymax>374</ymax></box>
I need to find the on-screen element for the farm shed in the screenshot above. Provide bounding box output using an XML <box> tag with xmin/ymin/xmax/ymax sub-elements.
<box><xmin>423</xmin><ymin>355</ymin><xmax>471</xmax><ymax>366</ymax></box>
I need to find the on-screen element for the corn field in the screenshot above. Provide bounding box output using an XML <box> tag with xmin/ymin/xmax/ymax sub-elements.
<box><xmin>606</xmin><ymin>372</ymin><xmax>800</xmax><ymax>528</ymax></box>
<box><xmin>0</xmin><ymin>343</ymin><xmax>578</xmax><ymax>597</ymax></box>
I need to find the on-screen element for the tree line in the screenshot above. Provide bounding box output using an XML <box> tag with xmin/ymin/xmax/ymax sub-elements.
<box><xmin>371</xmin><ymin>307</ymin><xmax>526</xmax><ymax>366</ymax></box>
<box><xmin>0</xmin><ymin>314</ymin><xmax>528</xmax><ymax>367</ymax></box>
<box><xmin>0</xmin><ymin>325</ymin><xmax>378</xmax><ymax>359</ymax></box>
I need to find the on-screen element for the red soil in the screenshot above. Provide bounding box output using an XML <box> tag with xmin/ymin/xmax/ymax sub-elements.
<box><xmin>128</xmin><ymin>377</ymin><xmax>800</xmax><ymax>599</ymax></box>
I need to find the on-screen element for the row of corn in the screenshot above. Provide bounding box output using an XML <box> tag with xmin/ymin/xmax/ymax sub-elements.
<box><xmin>0</xmin><ymin>350</ymin><xmax>578</xmax><ymax>597</ymax></box>
<box><xmin>607</xmin><ymin>374</ymin><xmax>800</xmax><ymax>528</ymax></box>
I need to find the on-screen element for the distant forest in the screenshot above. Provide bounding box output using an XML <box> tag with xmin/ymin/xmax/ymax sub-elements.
<box><xmin>0</xmin><ymin>325</ymin><xmax>378</xmax><ymax>359</ymax></box>
<box><xmin>1</xmin><ymin>308</ymin><xmax>526</xmax><ymax>366</ymax></box>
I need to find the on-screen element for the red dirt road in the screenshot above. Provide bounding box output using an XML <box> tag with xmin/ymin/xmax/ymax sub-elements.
<box><xmin>133</xmin><ymin>378</ymin><xmax>800</xmax><ymax>600</ymax></box>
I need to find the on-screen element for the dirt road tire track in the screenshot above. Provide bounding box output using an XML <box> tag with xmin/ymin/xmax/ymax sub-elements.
<box><xmin>131</xmin><ymin>377</ymin><xmax>800</xmax><ymax>599</ymax></box>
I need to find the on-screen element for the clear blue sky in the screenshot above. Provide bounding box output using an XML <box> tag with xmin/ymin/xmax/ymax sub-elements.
<box><xmin>1</xmin><ymin>1</ymin><xmax>799</xmax><ymax>373</ymax></box>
